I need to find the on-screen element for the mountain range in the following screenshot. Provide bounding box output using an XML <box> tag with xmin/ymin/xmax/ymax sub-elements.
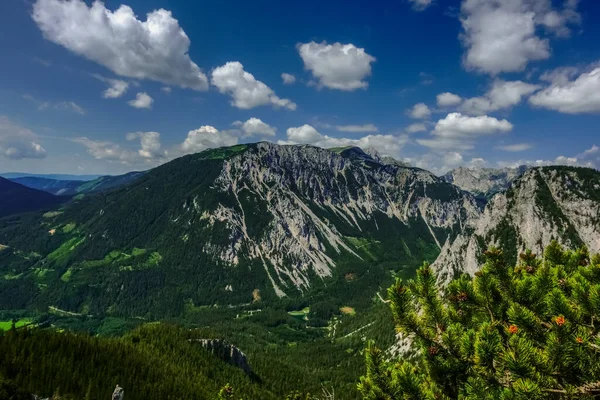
<box><xmin>1</xmin><ymin>143</ymin><xmax>598</xmax><ymax>318</ymax></box>
<box><xmin>1</xmin><ymin>142</ymin><xmax>600</xmax><ymax>399</ymax></box>
<box><xmin>8</xmin><ymin>171</ymin><xmax>145</xmax><ymax>196</ymax></box>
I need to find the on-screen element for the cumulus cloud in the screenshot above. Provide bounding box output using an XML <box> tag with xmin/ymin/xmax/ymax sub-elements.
<box><xmin>161</xmin><ymin>87</ymin><xmax>172</xmax><ymax>94</ymax></box>
<box><xmin>125</xmin><ymin>132</ymin><xmax>164</xmax><ymax>159</ymax></box>
<box><xmin>529</xmin><ymin>67</ymin><xmax>600</xmax><ymax>114</ymax></box>
<box><xmin>180</xmin><ymin>126</ymin><xmax>239</xmax><ymax>154</ymax></box>
<box><xmin>73</xmin><ymin>131</ymin><xmax>166</xmax><ymax>164</ymax></box>
<box><xmin>92</xmin><ymin>74</ymin><xmax>129</xmax><ymax>98</ymax></box>
<box><xmin>437</xmin><ymin>92</ymin><xmax>463</xmax><ymax>108</ymax></box>
<box><xmin>408</xmin><ymin>103</ymin><xmax>431</xmax><ymax>119</ymax></box>
<box><xmin>497</xmin><ymin>143</ymin><xmax>533</xmax><ymax>152</ymax></box>
<box><xmin>281</xmin><ymin>73</ymin><xmax>296</xmax><ymax>84</ymax></box>
<box><xmin>32</xmin><ymin>0</ymin><xmax>209</xmax><ymax>90</ymax></box>
<box><xmin>237</xmin><ymin>118</ymin><xmax>276</xmax><ymax>137</ymax></box>
<box><xmin>72</xmin><ymin>137</ymin><xmax>133</xmax><ymax>163</ymax></box>
<box><xmin>0</xmin><ymin>116</ymin><xmax>47</xmax><ymax>160</ymax></box>
<box><xmin>409</xmin><ymin>0</ymin><xmax>433</xmax><ymax>11</ymax></box>
<box><xmin>405</xmin><ymin>123</ymin><xmax>427</xmax><ymax>133</ymax></box>
<box><xmin>461</xmin><ymin>80</ymin><xmax>540</xmax><ymax>115</ymax></box>
<box><xmin>128</xmin><ymin>92</ymin><xmax>154</xmax><ymax>109</ymax></box>
<box><xmin>298</xmin><ymin>41</ymin><xmax>376</xmax><ymax>91</ymax></box>
<box><xmin>335</xmin><ymin>124</ymin><xmax>378</xmax><ymax>133</ymax></box>
<box><xmin>460</xmin><ymin>0</ymin><xmax>580</xmax><ymax>75</ymax></box>
<box><xmin>417</xmin><ymin>112</ymin><xmax>513</xmax><ymax>150</ymax></box>
<box><xmin>283</xmin><ymin>124</ymin><xmax>408</xmax><ymax>158</ymax></box>
<box><xmin>211</xmin><ymin>62</ymin><xmax>296</xmax><ymax>110</ymax></box>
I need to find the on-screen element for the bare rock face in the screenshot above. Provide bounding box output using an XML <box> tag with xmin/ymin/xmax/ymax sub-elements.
<box><xmin>189</xmin><ymin>142</ymin><xmax>479</xmax><ymax>296</ymax></box>
<box><xmin>442</xmin><ymin>165</ymin><xmax>528</xmax><ymax>200</ymax></box>
<box><xmin>433</xmin><ymin>167</ymin><xmax>600</xmax><ymax>284</ymax></box>
<box><xmin>195</xmin><ymin>339</ymin><xmax>251</xmax><ymax>375</ymax></box>
<box><xmin>112</xmin><ymin>384</ymin><xmax>124</xmax><ymax>400</ymax></box>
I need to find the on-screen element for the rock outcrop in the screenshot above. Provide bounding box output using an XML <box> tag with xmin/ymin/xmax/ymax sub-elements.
<box><xmin>194</xmin><ymin>339</ymin><xmax>251</xmax><ymax>375</ymax></box>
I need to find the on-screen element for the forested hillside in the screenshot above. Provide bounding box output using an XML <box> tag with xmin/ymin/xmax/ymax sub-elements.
<box><xmin>0</xmin><ymin>177</ymin><xmax>65</xmax><ymax>218</ymax></box>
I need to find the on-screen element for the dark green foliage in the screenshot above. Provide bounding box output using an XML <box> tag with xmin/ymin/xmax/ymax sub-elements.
<box><xmin>0</xmin><ymin>323</ymin><xmax>275</xmax><ymax>400</ymax></box>
<box><xmin>359</xmin><ymin>242</ymin><xmax>600</xmax><ymax>399</ymax></box>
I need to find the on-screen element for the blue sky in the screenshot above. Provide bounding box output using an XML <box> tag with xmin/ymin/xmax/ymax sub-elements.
<box><xmin>0</xmin><ymin>0</ymin><xmax>599</xmax><ymax>175</ymax></box>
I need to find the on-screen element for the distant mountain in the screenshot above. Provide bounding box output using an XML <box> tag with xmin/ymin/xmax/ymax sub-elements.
<box><xmin>0</xmin><ymin>177</ymin><xmax>65</xmax><ymax>218</ymax></box>
<box><xmin>0</xmin><ymin>143</ymin><xmax>477</xmax><ymax>318</ymax></box>
<box><xmin>9</xmin><ymin>171</ymin><xmax>145</xmax><ymax>196</ymax></box>
<box><xmin>10</xmin><ymin>177</ymin><xmax>83</xmax><ymax>196</ymax></box>
<box><xmin>433</xmin><ymin>166</ymin><xmax>600</xmax><ymax>283</ymax></box>
<box><xmin>442</xmin><ymin>165</ymin><xmax>528</xmax><ymax>199</ymax></box>
<box><xmin>0</xmin><ymin>172</ymin><xmax>101</xmax><ymax>181</ymax></box>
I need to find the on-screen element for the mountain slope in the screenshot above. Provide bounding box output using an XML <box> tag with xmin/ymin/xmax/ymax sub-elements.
<box><xmin>442</xmin><ymin>165</ymin><xmax>528</xmax><ymax>200</ymax></box>
<box><xmin>0</xmin><ymin>177</ymin><xmax>65</xmax><ymax>218</ymax></box>
<box><xmin>10</xmin><ymin>177</ymin><xmax>83</xmax><ymax>196</ymax></box>
<box><xmin>10</xmin><ymin>171</ymin><xmax>145</xmax><ymax>196</ymax></box>
<box><xmin>433</xmin><ymin>166</ymin><xmax>600</xmax><ymax>283</ymax></box>
<box><xmin>0</xmin><ymin>143</ymin><xmax>478</xmax><ymax>318</ymax></box>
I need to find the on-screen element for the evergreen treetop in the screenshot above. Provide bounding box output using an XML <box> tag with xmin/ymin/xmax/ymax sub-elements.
<box><xmin>359</xmin><ymin>241</ymin><xmax>600</xmax><ymax>399</ymax></box>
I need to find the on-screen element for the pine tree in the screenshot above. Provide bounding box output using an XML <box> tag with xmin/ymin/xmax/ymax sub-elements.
<box><xmin>359</xmin><ymin>242</ymin><xmax>600</xmax><ymax>399</ymax></box>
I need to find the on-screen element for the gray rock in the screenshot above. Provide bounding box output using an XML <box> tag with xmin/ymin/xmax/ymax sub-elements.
<box><xmin>112</xmin><ymin>384</ymin><xmax>124</xmax><ymax>400</ymax></box>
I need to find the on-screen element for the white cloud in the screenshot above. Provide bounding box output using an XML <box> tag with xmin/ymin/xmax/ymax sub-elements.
<box><xmin>497</xmin><ymin>145</ymin><xmax>599</xmax><ymax>170</ymax></box>
<box><xmin>211</xmin><ymin>62</ymin><xmax>296</xmax><ymax>110</ymax></box>
<box><xmin>461</xmin><ymin>80</ymin><xmax>540</xmax><ymax>115</ymax></box>
<box><xmin>125</xmin><ymin>132</ymin><xmax>164</xmax><ymax>159</ymax></box>
<box><xmin>23</xmin><ymin>95</ymin><xmax>86</xmax><ymax>115</ymax></box>
<box><xmin>405</xmin><ymin>123</ymin><xmax>427</xmax><ymax>133</ymax></box>
<box><xmin>298</xmin><ymin>41</ymin><xmax>376</xmax><ymax>91</ymax></box>
<box><xmin>92</xmin><ymin>74</ymin><xmax>129</xmax><ymax>98</ymax></box>
<box><xmin>238</xmin><ymin>118</ymin><xmax>276</xmax><ymax>137</ymax></box>
<box><xmin>460</xmin><ymin>0</ymin><xmax>580</xmax><ymax>75</ymax></box>
<box><xmin>128</xmin><ymin>92</ymin><xmax>154</xmax><ymax>109</ymax></box>
<box><xmin>286</xmin><ymin>125</ymin><xmax>323</xmax><ymax>144</ymax></box>
<box><xmin>437</xmin><ymin>92</ymin><xmax>463</xmax><ymax>107</ymax></box>
<box><xmin>161</xmin><ymin>86</ymin><xmax>172</xmax><ymax>94</ymax></box>
<box><xmin>32</xmin><ymin>0</ymin><xmax>209</xmax><ymax>90</ymax></box>
<box><xmin>0</xmin><ymin>116</ymin><xmax>47</xmax><ymax>160</ymax></box>
<box><xmin>529</xmin><ymin>67</ymin><xmax>600</xmax><ymax>114</ymax></box>
<box><xmin>335</xmin><ymin>124</ymin><xmax>378</xmax><ymax>133</ymax></box>
<box><xmin>73</xmin><ymin>131</ymin><xmax>165</xmax><ymax>164</ymax></box>
<box><xmin>283</xmin><ymin>124</ymin><xmax>408</xmax><ymax>158</ymax></box>
<box><xmin>180</xmin><ymin>126</ymin><xmax>239</xmax><ymax>154</ymax></box>
<box><xmin>417</xmin><ymin>112</ymin><xmax>512</xmax><ymax>150</ymax></box>
<box><xmin>433</xmin><ymin>113</ymin><xmax>513</xmax><ymax>139</ymax></box>
<box><xmin>408</xmin><ymin>103</ymin><xmax>431</xmax><ymax>119</ymax></box>
<box><xmin>281</xmin><ymin>73</ymin><xmax>296</xmax><ymax>84</ymax></box>
<box><xmin>409</xmin><ymin>0</ymin><xmax>433</xmax><ymax>11</ymax></box>
<box><xmin>73</xmin><ymin>137</ymin><xmax>132</xmax><ymax>163</ymax></box>
<box><xmin>497</xmin><ymin>143</ymin><xmax>532</xmax><ymax>152</ymax></box>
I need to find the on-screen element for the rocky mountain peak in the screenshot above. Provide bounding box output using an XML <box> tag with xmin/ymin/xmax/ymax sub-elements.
<box><xmin>433</xmin><ymin>166</ymin><xmax>600</xmax><ymax>283</ymax></box>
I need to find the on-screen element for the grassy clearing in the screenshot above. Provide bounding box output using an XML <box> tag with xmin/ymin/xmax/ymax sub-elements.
<box><xmin>0</xmin><ymin>318</ymin><xmax>32</xmax><ymax>331</ymax></box>
<box><xmin>288</xmin><ymin>307</ymin><xmax>310</xmax><ymax>321</ymax></box>
<box><xmin>43</xmin><ymin>211</ymin><xmax>63</xmax><ymax>218</ymax></box>
<box><xmin>62</xmin><ymin>223</ymin><xmax>76</xmax><ymax>233</ymax></box>
<box><xmin>339</xmin><ymin>306</ymin><xmax>356</xmax><ymax>315</ymax></box>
